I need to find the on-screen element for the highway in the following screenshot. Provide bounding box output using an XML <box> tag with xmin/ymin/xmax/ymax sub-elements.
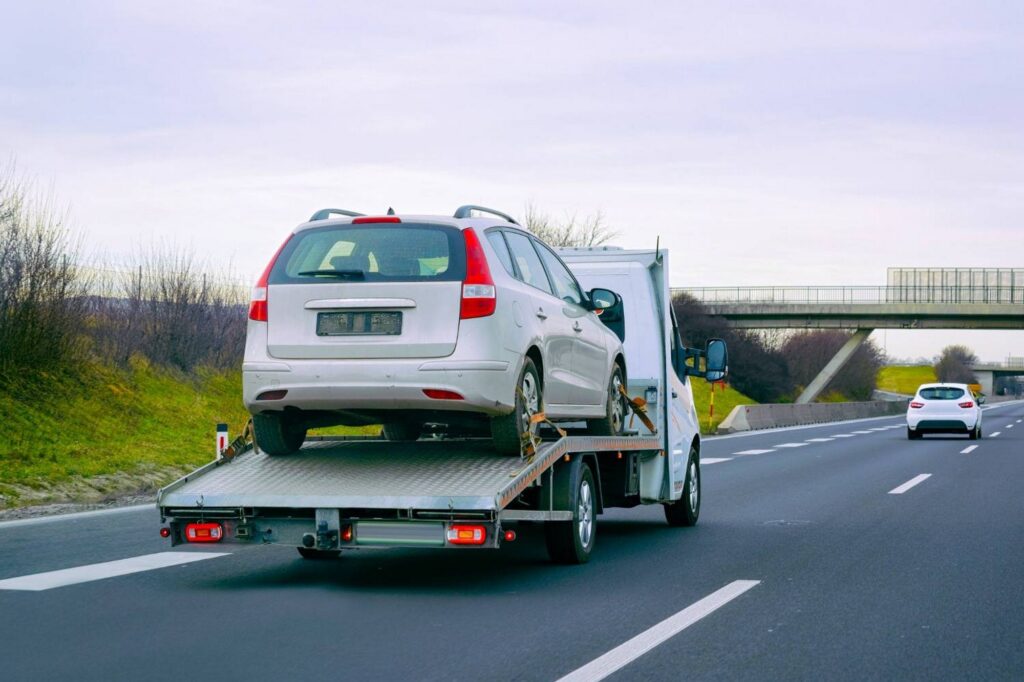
<box><xmin>1</xmin><ymin>402</ymin><xmax>1022</xmax><ymax>681</ymax></box>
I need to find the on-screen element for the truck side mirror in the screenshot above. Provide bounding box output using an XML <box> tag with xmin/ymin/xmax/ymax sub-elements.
<box><xmin>705</xmin><ymin>338</ymin><xmax>728</xmax><ymax>383</ymax></box>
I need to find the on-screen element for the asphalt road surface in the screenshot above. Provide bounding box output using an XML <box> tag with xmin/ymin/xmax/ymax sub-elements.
<box><xmin>2</xmin><ymin>402</ymin><xmax>1022</xmax><ymax>681</ymax></box>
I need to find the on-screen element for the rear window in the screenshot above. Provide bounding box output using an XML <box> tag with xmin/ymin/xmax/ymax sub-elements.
<box><xmin>919</xmin><ymin>387</ymin><xmax>966</xmax><ymax>400</ymax></box>
<box><xmin>268</xmin><ymin>223</ymin><xmax>466</xmax><ymax>284</ymax></box>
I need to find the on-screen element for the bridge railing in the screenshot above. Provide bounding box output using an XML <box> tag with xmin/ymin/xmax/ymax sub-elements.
<box><xmin>675</xmin><ymin>286</ymin><xmax>1024</xmax><ymax>305</ymax></box>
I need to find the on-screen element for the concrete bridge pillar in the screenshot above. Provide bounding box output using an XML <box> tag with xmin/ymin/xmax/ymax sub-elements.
<box><xmin>974</xmin><ymin>370</ymin><xmax>995</xmax><ymax>396</ymax></box>
<box><xmin>795</xmin><ymin>329</ymin><xmax>875</xmax><ymax>404</ymax></box>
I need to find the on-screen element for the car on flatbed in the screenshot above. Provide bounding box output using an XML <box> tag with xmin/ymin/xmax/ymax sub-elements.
<box><xmin>244</xmin><ymin>205</ymin><xmax>628</xmax><ymax>455</ymax></box>
<box><xmin>906</xmin><ymin>382</ymin><xmax>983</xmax><ymax>440</ymax></box>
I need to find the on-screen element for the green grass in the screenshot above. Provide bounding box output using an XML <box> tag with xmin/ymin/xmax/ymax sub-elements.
<box><xmin>877</xmin><ymin>365</ymin><xmax>937</xmax><ymax>395</ymax></box>
<box><xmin>689</xmin><ymin>380</ymin><xmax>757</xmax><ymax>434</ymax></box>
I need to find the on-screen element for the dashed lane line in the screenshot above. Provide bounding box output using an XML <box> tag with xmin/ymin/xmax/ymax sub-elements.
<box><xmin>701</xmin><ymin>458</ymin><xmax>733</xmax><ymax>465</ymax></box>
<box><xmin>990</xmin><ymin>432</ymin><xmax>1001</xmax><ymax>438</ymax></box>
<box><xmin>961</xmin><ymin>445</ymin><xmax>979</xmax><ymax>454</ymax></box>
<box><xmin>831</xmin><ymin>434</ymin><xmax>856</xmax><ymax>438</ymax></box>
<box><xmin>0</xmin><ymin>552</ymin><xmax>230</xmax><ymax>591</ymax></box>
<box><xmin>889</xmin><ymin>474</ymin><xmax>932</xmax><ymax>495</ymax></box>
<box><xmin>774</xmin><ymin>442</ymin><xmax>809</xmax><ymax>448</ymax></box>
<box><xmin>732</xmin><ymin>449</ymin><xmax>774</xmax><ymax>456</ymax></box>
<box><xmin>1007</xmin><ymin>424</ymin><xmax>1014</xmax><ymax>429</ymax></box>
<box><xmin>805</xmin><ymin>438</ymin><xmax>835</xmax><ymax>443</ymax></box>
<box><xmin>851</xmin><ymin>430</ymin><xmax>874</xmax><ymax>434</ymax></box>
<box><xmin>556</xmin><ymin>580</ymin><xmax>761</xmax><ymax>682</ymax></box>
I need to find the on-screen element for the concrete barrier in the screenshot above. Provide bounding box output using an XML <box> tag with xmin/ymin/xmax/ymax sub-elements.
<box><xmin>716</xmin><ymin>400</ymin><xmax>908</xmax><ymax>434</ymax></box>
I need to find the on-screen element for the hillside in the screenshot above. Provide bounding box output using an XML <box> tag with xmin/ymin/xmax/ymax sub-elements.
<box><xmin>877</xmin><ymin>365</ymin><xmax>937</xmax><ymax>395</ymax></box>
<box><xmin>690</xmin><ymin>380</ymin><xmax>758</xmax><ymax>434</ymax></box>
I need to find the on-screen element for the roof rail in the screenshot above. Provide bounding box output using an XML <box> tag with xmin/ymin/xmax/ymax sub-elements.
<box><xmin>453</xmin><ymin>205</ymin><xmax>519</xmax><ymax>225</ymax></box>
<box><xmin>309</xmin><ymin>208</ymin><xmax>365</xmax><ymax>221</ymax></box>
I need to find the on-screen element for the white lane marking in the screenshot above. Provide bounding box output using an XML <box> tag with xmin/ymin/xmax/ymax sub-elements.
<box><xmin>868</xmin><ymin>427</ymin><xmax>889</xmax><ymax>432</ymax></box>
<box><xmin>851</xmin><ymin>430</ymin><xmax>874</xmax><ymax>434</ymax></box>
<box><xmin>1017</xmin><ymin>419</ymin><xmax>1022</xmax><ymax>423</ymax></box>
<box><xmin>774</xmin><ymin>442</ymin><xmax>809</xmax><ymax>448</ymax></box>
<box><xmin>556</xmin><ymin>580</ymin><xmax>760</xmax><ymax>682</ymax></box>
<box><xmin>990</xmin><ymin>432</ymin><xmax>1001</xmax><ymax>438</ymax></box>
<box><xmin>701</xmin><ymin>458</ymin><xmax>733</xmax><ymax>465</ymax></box>
<box><xmin>805</xmin><ymin>438</ymin><xmax>835</xmax><ymax>443</ymax></box>
<box><xmin>889</xmin><ymin>474</ymin><xmax>932</xmax><ymax>495</ymax></box>
<box><xmin>961</xmin><ymin>445</ymin><xmax>978</xmax><ymax>454</ymax></box>
<box><xmin>831</xmin><ymin>434</ymin><xmax>855</xmax><ymax>438</ymax></box>
<box><xmin>1007</xmin><ymin>424</ymin><xmax>1014</xmax><ymax>429</ymax></box>
<box><xmin>733</xmin><ymin>449</ymin><xmax>774</xmax><ymax>456</ymax></box>
<box><xmin>0</xmin><ymin>552</ymin><xmax>229</xmax><ymax>591</ymax></box>
<box><xmin>706</xmin><ymin>414</ymin><xmax>906</xmax><ymax>441</ymax></box>
<box><xmin>0</xmin><ymin>504</ymin><xmax>152</xmax><ymax>530</ymax></box>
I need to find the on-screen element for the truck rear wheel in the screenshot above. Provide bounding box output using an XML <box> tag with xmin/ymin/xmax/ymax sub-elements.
<box><xmin>545</xmin><ymin>461</ymin><xmax>596</xmax><ymax>564</ymax></box>
<box><xmin>253</xmin><ymin>413</ymin><xmax>307</xmax><ymax>456</ymax></box>
<box><xmin>664</xmin><ymin>447</ymin><xmax>700</xmax><ymax>527</ymax></box>
<box><xmin>490</xmin><ymin>358</ymin><xmax>541</xmax><ymax>456</ymax></box>
<box><xmin>587</xmin><ymin>363</ymin><xmax>627</xmax><ymax>436</ymax></box>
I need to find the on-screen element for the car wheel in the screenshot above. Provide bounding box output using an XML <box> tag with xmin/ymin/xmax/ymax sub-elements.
<box><xmin>545</xmin><ymin>462</ymin><xmax>596</xmax><ymax>564</ymax></box>
<box><xmin>907</xmin><ymin>427</ymin><xmax>921</xmax><ymax>440</ymax></box>
<box><xmin>383</xmin><ymin>422</ymin><xmax>422</xmax><ymax>442</ymax></box>
<box><xmin>297</xmin><ymin>547</ymin><xmax>341</xmax><ymax>560</ymax></box>
<box><xmin>664</xmin><ymin>446</ymin><xmax>700</xmax><ymax>527</ymax></box>
<box><xmin>490</xmin><ymin>357</ymin><xmax>541</xmax><ymax>456</ymax></box>
<box><xmin>968</xmin><ymin>425</ymin><xmax>980</xmax><ymax>440</ymax></box>
<box><xmin>253</xmin><ymin>413</ymin><xmax>307</xmax><ymax>456</ymax></box>
<box><xmin>586</xmin><ymin>363</ymin><xmax>627</xmax><ymax>436</ymax></box>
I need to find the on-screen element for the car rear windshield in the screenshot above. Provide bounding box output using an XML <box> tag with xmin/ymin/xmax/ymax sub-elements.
<box><xmin>268</xmin><ymin>223</ymin><xmax>466</xmax><ymax>284</ymax></box>
<box><xmin>919</xmin><ymin>387</ymin><xmax>966</xmax><ymax>400</ymax></box>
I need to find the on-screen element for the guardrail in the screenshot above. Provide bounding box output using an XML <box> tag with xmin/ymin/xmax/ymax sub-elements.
<box><xmin>675</xmin><ymin>286</ymin><xmax>1024</xmax><ymax>305</ymax></box>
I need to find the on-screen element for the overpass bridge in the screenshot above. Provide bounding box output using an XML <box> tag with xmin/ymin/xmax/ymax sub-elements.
<box><xmin>972</xmin><ymin>360</ymin><xmax>1024</xmax><ymax>396</ymax></box>
<box><xmin>674</xmin><ymin>281</ymin><xmax>1024</xmax><ymax>404</ymax></box>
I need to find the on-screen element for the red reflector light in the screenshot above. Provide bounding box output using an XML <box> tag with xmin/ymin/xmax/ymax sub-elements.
<box><xmin>959</xmin><ymin>401</ymin><xmax>974</xmax><ymax>408</ymax></box>
<box><xmin>460</xmin><ymin>228</ymin><xmax>496</xmax><ymax>319</ymax></box>
<box><xmin>423</xmin><ymin>389</ymin><xmax>464</xmax><ymax>400</ymax></box>
<box><xmin>352</xmin><ymin>216</ymin><xmax>401</xmax><ymax>224</ymax></box>
<box><xmin>160</xmin><ymin>527</ymin><xmax>171</xmax><ymax>538</ymax></box>
<box><xmin>910</xmin><ymin>402</ymin><xmax>924</xmax><ymax>408</ymax></box>
<box><xmin>447</xmin><ymin>524</ymin><xmax>487</xmax><ymax>545</ymax></box>
<box><xmin>256</xmin><ymin>389</ymin><xmax>288</xmax><ymax>400</ymax></box>
<box><xmin>185</xmin><ymin>522</ymin><xmax>223</xmax><ymax>543</ymax></box>
<box><xmin>503</xmin><ymin>530</ymin><xmax>516</xmax><ymax>542</ymax></box>
<box><xmin>341</xmin><ymin>525</ymin><xmax>353</xmax><ymax>542</ymax></box>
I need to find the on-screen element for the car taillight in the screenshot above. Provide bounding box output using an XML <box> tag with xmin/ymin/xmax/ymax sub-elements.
<box><xmin>185</xmin><ymin>522</ymin><xmax>223</xmax><ymax>543</ymax></box>
<box><xmin>447</xmin><ymin>524</ymin><xmax>487</xmax><ymax>545</ymax></box>
<box><xmin>352</xmin><ymin>216</ymin><xmax>401</xmax><ymax>224</ymax></box>
<box><xmin>248</xmin><ymin>236</ymin><xmax>293</xmax><ymax>322</ymax></box>
<box><xmin>910</xmin><ymin>402</ymin><xmax>924</xmax><ymax>408</ymax></box>
<box><xmin>959</xmin><ymin>401</ymin><xmax>974</xmax><ymax>408</ymax></box>
<box><xmin>460</xmin><ymin>228</ymin><xmax>496</xmax><ymax>319</ymax></box>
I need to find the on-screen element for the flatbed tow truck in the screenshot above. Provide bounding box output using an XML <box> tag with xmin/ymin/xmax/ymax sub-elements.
<box><xmin>157</xmin><ymin>247</ymin><xmax>726</xmax><ymax>563</ymax></box>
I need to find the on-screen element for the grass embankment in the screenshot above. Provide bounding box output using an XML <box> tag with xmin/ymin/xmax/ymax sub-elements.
<box><xmin>690</xmin><ymin>380</ymin><xmax>757</xmax><ymax>434</ymax></box>
<box><xmin>0</xmin><ymin>359</ymin><xmax>374</xmax><ymax>509</ymax></box>
<box><xmin>877</xmin><ymin>365</ymin><xmax>936</xmax><ymax>396</ymax></box>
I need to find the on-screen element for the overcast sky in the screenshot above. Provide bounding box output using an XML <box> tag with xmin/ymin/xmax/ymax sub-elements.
<box><xmin>2</xmin><ymin>1</ymin><xmax>1022</xmax><ymax>361</ymax></box>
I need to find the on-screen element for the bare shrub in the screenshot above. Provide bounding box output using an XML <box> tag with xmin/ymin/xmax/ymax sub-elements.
<box><xmin>780</xmin><ymin>330</ymin><xmax>885</xmax><ymax>401</ymax></box>
<box><xmin>934</xmin><ymin>344</ymin><xmax>977</xmax><ymax>383</ymax></box>
<box><xmin>523</xmin><ymin>204</ymin><xmax>618</xmax><ymax>247</ymax></box>
<box><xmin>91</xmin><ymin>247</ymin><xmax>247</xmax><ymax>373</ymax></box>
<box><xmin>0</xmin><ymin>166</ymin><xmax>88</xmax><ymax>380</ymax></box>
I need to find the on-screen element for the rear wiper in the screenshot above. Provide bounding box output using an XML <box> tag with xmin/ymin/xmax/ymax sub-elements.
<box><xmin>297</xmin><ymin>269</ymin><xmax>366</xmax><ymax>279</ymax></box>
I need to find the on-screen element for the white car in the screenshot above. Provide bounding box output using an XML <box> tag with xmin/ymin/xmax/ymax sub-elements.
<box><xmin>906</xmin><ymin>383</ymin><xmax>983</xmax><ymax>440</ymax></box>
<box><xmin>243</xmin><ymin>205</ymin><xmax>628</xmax><ymax>455</ymax></box>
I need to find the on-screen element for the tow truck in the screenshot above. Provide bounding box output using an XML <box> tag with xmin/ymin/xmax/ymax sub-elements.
<box><xmin>156</xmin><ymin>247</ymin><xmax>727</xmax><ymax>564</ymax></box>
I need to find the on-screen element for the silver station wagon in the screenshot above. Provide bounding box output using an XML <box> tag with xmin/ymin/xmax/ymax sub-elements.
<box><xmin>244</xmin><ymin>205</ymin><xmax>628</xmax><ymax>455</ymax></box>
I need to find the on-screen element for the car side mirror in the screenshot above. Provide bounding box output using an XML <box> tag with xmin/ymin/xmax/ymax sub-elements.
<box><xmin>705</xmin><ymin>338</ymin><xmax>728</xmax><ymax>383</ymax></box>
<box><xmin>977</xmin><ymin>394</ymin><xmax>986</xmax><ymax>405</ymax></box>
<box><xmin>588</xmin><ymin>288</ymin><xmax>619</xmax><ymax>311</ymax></box>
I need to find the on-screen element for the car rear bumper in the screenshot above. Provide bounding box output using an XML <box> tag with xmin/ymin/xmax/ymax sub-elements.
<box><xmin>243</xmin><ymin>357</ymin><xmax>519</xmax><ymax>417</ymax></box>
<box><xmin>906</xmin><ymin>415</ymin><xmax>979</xmax><ymax>433</ymax></box>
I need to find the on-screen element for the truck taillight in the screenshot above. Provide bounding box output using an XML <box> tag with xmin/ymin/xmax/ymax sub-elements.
<box><xmin>910</xmin><ymin>402</ymin><xmax>924</xmax><ymax>408</ymax></box>
<box><xmin>447</xmin><ymin>524</ymin><xmax>486</xmax><ymax>545</ymax></box>
<box><xmin>959</xmin><ymin>401</ymin><xmax>974</xmax><ymax>408</ymax></box>
<box><xmin>249</xmin><ymin>236</ymin><xmax>293</xmax><ymax>322</ymax></box>
<box><xmin>185</xmin><ymin>522</ymin><xmax>223</xmax><ymax>543</ymax></box>
<box><xmin>460</xmin><ymin>228</ymin><xmax>496</xmax><ymax>319</ymax></box>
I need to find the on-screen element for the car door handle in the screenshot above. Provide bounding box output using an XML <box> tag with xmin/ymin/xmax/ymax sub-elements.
<box><xmin>536</xmin><ymin>308</ymin><xmax>548</xmax><ymax>320</ymax></box>
<box><xmin>573</xmin><ymin>321</ymin><xmax>583</xmax><ymax>332</ymax></box>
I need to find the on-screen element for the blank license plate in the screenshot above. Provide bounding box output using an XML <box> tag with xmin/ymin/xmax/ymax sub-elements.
<box><xmin>316</xmin><ymin>311</ymin><xmax>402</xmax><ymax>336</ymax></box>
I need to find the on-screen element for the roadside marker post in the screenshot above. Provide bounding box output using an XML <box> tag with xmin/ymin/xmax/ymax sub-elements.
<box><xmin>216</xmin><ymin>423</ymin><xmax>228</xmax><ymax>457</ymax></box>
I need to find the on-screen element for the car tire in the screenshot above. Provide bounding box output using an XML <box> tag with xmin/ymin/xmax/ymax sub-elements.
<box><xmin>383</xmin><ymin>422</ymin><xmax>421</xmax><ymax>442</ymax></box>
<box><xmin>664</xmin><ymin>446</ymin><xmax>700</xmax><ymax>527</ymax></box>
<box><xmin>253</xmin><ymin>412</ymin><xmax>307</xmax><ymax>456</ymax></box>
<box><xmin>907</xmin><ymin>427</ymin><xmax>921</xmax><ymax>440</ymax></box>
<box><xmin>586</xmin><ymin>363</ymin><xmax>627</xmax><ymax>436</ymax></box>
<box><xmin>490</xmin><ymin>358</ymin><xmax>541</xmax><ymax>456</ymax></box>
<box><xmin>969</xmin><ymin>425</ymin><xmax>981</xmax><ymax>440</ymax></box>
<box><xmin>297</xmin><ymin>547</ymin><xmax>341</xmax><ymax>560</ymax></box>
<box><xmin>545</xmin><ymin>461</ymin><xmax>596</xmax><ymax>564</ymax></box>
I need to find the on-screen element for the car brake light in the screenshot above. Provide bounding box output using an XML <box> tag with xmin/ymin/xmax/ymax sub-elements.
<box><xmin>959</xmin><ymin>401</ymin><xmax>974</xmax><ymax>408</ymax></box>
<box><xmin>423</xmin><ymin>389</ymin><xmax>464</xmax><ymax>400</ymax></box>
<box><xmin>352</xmin><ymin>216</ymin><xmax>401</xmax><ymax>224</ymax></box>
<box><xmin>910</xmin><ymin>402</ymin><xmax>924</xmax><ymax>408</ymax></box>
<box><xmin>447</xmin><ymin>524</ymin><xmax>487</xmax><ymax>545</ymax></box>
<box><xmin>460</xmin><ymin>228</ymin><xmax>496</xmax><ymax>319</ymax></box>
<box><xmin>249</xmin><ymin>235</ymin><xmax>293</xmax><ymax>322</ymax></box>
<box><xmin>185</xmin><ymin>522</ymin><xmax>223</xmax><ymax>543</ymax></box>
